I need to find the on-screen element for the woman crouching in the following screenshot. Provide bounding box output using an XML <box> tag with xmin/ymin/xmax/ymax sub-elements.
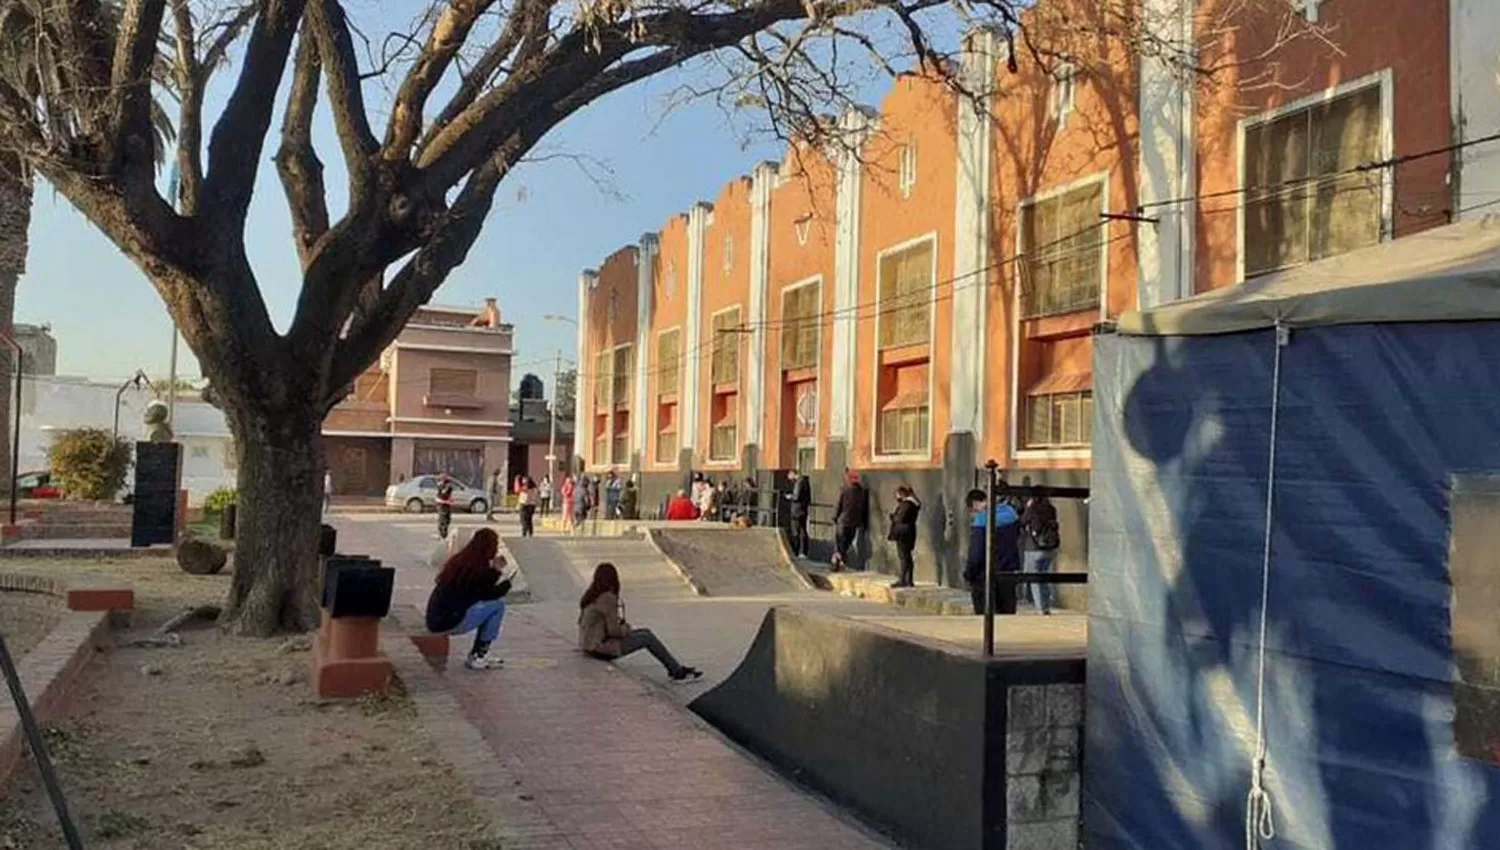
<box><xmin>425</xmin><ymin>528</ymin><xmax>513</xmax><ymax>670</ymax></box>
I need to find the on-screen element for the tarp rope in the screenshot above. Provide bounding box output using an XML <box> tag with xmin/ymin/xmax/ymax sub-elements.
<box><xmin>1246</xmin><ymin>323</ymin><xmax>1288</xmax><ymax>849</ymax></box>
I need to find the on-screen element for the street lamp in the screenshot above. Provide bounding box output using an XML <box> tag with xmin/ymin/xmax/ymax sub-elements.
<box><xmin>540</xmin><ymin>314</ymin><xmax>578</xmax><ymax>476</ymax></box>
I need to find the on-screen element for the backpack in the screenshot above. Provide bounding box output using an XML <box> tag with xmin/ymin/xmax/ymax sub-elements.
<box><xmin>1029</xmin><ymin>505</ymin><xmax>1060</xmax><ymax>550</ymax></box>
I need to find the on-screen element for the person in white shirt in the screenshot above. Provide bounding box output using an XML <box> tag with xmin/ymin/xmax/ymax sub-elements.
<box><xmin>322</xmin><ymin>471</ymin><xmax>333</xmax><ymax>514</ymax></box>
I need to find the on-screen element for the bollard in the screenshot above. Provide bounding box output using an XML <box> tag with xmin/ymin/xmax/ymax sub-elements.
<box><xmin>312</xmin><ymin>554</ymin><xmax>395</xmax><ymax>698</ymax></box>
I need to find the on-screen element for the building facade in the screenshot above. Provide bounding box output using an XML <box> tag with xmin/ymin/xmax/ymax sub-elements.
<box><xmin>577</xmin><ymin>0</ymin><xmax>1500</xmax><ymax>586</ymax></box>
<box><xmin>323</xmin><ymin>298</ymin><xmax>513</xmax><ymax>496</ymax></box>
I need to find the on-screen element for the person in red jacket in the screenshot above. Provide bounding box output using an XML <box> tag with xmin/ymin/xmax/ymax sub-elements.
<box><xmin>665</xmin><ymin>489</ymin><xmax>700</xmax><ymax>521</ymax></box>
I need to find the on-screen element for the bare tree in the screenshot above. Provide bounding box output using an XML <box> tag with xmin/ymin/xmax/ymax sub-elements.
<box><xmin>0</xmin><ymin>0</ymin><xmax>1318</xmax><ymax>634</ymax></box>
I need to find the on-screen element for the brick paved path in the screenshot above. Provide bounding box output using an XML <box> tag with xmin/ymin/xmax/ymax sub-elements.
<box><xmin>333</xmin><ymin>514</ymin><xmax>894</xmax><ymax>849</ymax></box>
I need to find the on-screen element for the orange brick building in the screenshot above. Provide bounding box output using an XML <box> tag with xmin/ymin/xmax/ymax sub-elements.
<box><xmin>577</xmin><ymin>0</ymin><xmax>1500</xmax><ymax>586</ymax></box>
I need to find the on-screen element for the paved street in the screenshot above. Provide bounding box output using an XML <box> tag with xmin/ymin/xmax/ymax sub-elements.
<box><xmin>332</xmin><ymin>513</ymin><xmax>897</xmax><ymax>849</ymax></box>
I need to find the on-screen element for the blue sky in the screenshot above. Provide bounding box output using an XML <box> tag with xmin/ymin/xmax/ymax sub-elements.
<box><xmin>16</xmin><ymin>7</ymin><xmax>941</xmax><ymax>390</ymax></box>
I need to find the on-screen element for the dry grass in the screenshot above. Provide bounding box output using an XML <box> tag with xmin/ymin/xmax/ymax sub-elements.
<box><xmin>0</xmin><ymin>558</ymin><xmax>500</xmax><ymax>850</ymax></box>
<box><xmin>0</xmin><ymin>590</ymin><xmax>64</xmax><ymax>659</ymax></box>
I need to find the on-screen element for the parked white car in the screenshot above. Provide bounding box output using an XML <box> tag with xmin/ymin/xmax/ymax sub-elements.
<box><xmin>385</xmin><ymin>475</ymin><xmax>489</xmax><ymax>514</ymax></box>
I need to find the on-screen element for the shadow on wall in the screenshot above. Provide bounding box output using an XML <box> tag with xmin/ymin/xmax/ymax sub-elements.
<box><xmin>1085</xmin><ymin>324</ymin><xmax>1500</xmax><ymax>850</ymax></box>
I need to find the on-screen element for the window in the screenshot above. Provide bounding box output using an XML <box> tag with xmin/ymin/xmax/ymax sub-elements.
<box><xmin>877</xmin><ymin>240</ymin><xmax>934</xmax><ymax>348</ymax></box>
<box><xmin>611</xmin><ymin>345</ymin><xmax>633</xmax><ymax>409</ymax></box>
<box><xmin>657</xmin><ymin>329</ymin><xmax>681</xmax><ymax>396</ymax></box>
<box><xmin>593</xmin><ymin>434</ymin><xmax>609</xmax><ymax>466</ymax></box>
<box><xmin>781</xmin><ymin>282</ymin><xmax>821</xmax><ymax>371</ymax></box>
<box><xmin>593</xmin><ymin>351</ymin><xmax>611</xmax><ymax>409</ymax></box>
<box><xmin>1021</xmin><ymin>180</ymin><xmax>1104</xmax><ymax>317</ymax></box>
<box><xmin>428</xmin><ymin>368</ymin><xmax>477</xmax><ymax>397</ymax></box>
<box><xmin>879</xmin><ymin>405</ymin><xmax>929</xmax><ymax>456</ymax></box>
<box><xmin>877</xmin><ymin>360</ymin><xmax>930</xmax><ymax>456</ymax></box>
<box><xmin>1050</xmin><ymin>64</ymin><xmax>1077</xmax><ymax>124</ymax></box>
<box><xmin>1243</xmin><ymin>83</ymin><xmax>1382</xmax><ymax>278</ymax></box>
<box><xmin>191</xmin><ymin>444</ymin><xmax>209</xmax><ymax>459</ymax></box>
<box><xmin>711</xmin><ymin>307</ymin><xmax>742</xmax><ymax>385</ymax></box>
<box><xmin>612</xmin><ymin>434</ymin><xmax>628</xmax><ymax>466</ymax></box>
<box><xmin>898</xmin><ymin>144</ymin><xmax>917</xmax><ymax>198</ymax></box>
<box><xmin>710</xmin><ymin>393</ymin><xmax>738</xmax><ymax>462</ymax></box>
<box><xmin>1024</xmin><ymin>390</ymin><xmax>1093</xmax><ymax>449</ymax></box>
<box><xmin>656</xmin><ymin>403</ymin><xmax>678</xmax><ymax>464</ymax></box>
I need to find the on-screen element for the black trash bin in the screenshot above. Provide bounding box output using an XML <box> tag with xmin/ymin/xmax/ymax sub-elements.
<box><xmin>219</xmin><ymin>503</ymin><xmax>237</xmax><ymax>540</ymax></box>
<box><xmin>320</xmin><ymin>524</ymin><xmax>338</xmax><ymax>558</ymax></box>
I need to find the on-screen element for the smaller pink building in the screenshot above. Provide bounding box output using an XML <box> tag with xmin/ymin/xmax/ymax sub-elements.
<box><xmin>323</xmin><ymin>299</ymin><xmax>513</xmax><ymax>496</ymax></box>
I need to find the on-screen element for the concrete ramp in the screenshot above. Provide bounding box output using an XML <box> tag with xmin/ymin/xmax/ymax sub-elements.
<box><xmin>690</xmin><ymin>608</ymin><xmax>1086</xmax><ymax>850</ymax></box>
<box><xmin>647</xmin><ymin>526</ymin><xmax>810</xmax><ymax>596</ymax></box>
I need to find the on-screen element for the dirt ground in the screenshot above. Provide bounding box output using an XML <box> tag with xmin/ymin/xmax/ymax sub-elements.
<box><xmin>0</xmin><ymin>558</ymin><xmax>500</xmax><ymax>850</ymax></box>
<box><xmin>0</xmin><ymin>590</ymin><xmax>64</xmax><ymax>659</ymax></box>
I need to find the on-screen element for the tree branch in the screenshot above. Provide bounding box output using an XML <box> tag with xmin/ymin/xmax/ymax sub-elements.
<box><xmin>306</xmin><ymin>0</ymin><xmax>379</xmax><ymax>190</ymax></box>
<box><xmin>326</xmin><ymin>155</ymin><xmax>507</xmax><ymax>404</ymax></box>
<box><xmin>275</xmin><ymin>25</ymin><xmax>329</xmax><ymax>268</ymax></box>
<box><xmin>169</xmin><ymin>0</ymin><xmax>204</xmax><ymax>215</ymax></box>
<box><xmin>384</xmin><ymin>0</ymin><xmax>499</xmax><ymax>160</ymax></box>
<box><xmin>203</xmin><ymin>0</ymin><xmax>307</xmax><ymax>229</ymax></box>
<box><xmin>109</xmin><ymin>0</ymin><xmax>169</xmax><ymax>184</ymax></box>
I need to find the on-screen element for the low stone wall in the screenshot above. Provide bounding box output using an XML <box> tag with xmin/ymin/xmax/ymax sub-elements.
<box><xmin>0</xmin><ymin>572</ymin><xmax>128</xmax><ymax>788</ymax></box>
<box><xmin>690</xmin><ymin>607</ymin><xmax>1085</xmax><ymax>850</ymax></box>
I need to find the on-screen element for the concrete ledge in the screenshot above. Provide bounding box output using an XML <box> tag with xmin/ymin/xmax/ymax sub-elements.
<box><xmin>805</xmin><ymin>566</ymin><xmax>974</xmax><ymax>615</ymax></box>
<box><xmin>0</xmin><ymin>542</ymin><xmax>173</xmax><ymax>560</ymax></box>
<box><xmin>0</xmin><ymin>610</ymin><xmax>110</xmax><ymax>788</ymax></box>
<box><xmin>0</xmin><ymin>572</ymin><xmax>135</xmax><ymax>615</ymax></box>
<box><xmin>690</xmin><ymin>607</ymin><xmax>1084</xmax><ymax>850</ymax></box>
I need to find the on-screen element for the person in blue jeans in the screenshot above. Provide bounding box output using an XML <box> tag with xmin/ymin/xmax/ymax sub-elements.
<box><xmin>1020</xmin><ymin>485</ymin><xmax>1061</xmax><ymax>615</ymax></box>
<box><xmin>425</xmin><ymin>528</ymin><xmax>513</xmax><ymax>670</ymax></box>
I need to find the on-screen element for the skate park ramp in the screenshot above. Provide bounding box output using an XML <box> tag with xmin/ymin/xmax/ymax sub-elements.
<box><xmin>647</xmin><ymin>526</ymin><xmax>809</xmax><ymax>596</ymax></box>
<box><xmin>690</xmin><ymin>607</ymin><xmax>1086</xmax><ymax>850</ymax></box>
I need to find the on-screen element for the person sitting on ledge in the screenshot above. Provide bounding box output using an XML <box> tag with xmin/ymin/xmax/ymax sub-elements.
<box><xmin>664</xmin><ymin>488</ymin><xmax>700</xmax><ymax>521</ymax></box>
<box><xmin>425</xmin><ymin>528</ymin><xmax>512</xmax><ymax>670</ymax></box>
<box><xmin>578</xmin><ymin>562</ymin><xmax>701</xmax><ymax>681</ymax></box>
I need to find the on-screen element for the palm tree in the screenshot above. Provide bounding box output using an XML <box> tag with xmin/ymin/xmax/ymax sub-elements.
<box><xmin>0</xmin><ymin>1</ymin><xmax>173</xmax><ymax>489</ymax></box>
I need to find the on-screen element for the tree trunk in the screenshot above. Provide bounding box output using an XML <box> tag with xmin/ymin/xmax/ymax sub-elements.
<box><xmin>221</xmin><ymin>404</ymin><xmax>326</xmax><ymax>636</ymax></box>
<box><xmin>0</xmin><ymin>158</ymin><xmax>32</xmax><ymax>490</ymax></box>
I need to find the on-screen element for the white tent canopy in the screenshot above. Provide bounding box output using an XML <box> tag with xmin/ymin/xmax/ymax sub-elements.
<box><xmin>1116</xmin><ymin>217</ymin><xmax>1500</xmax><ymax>336</ymax></box>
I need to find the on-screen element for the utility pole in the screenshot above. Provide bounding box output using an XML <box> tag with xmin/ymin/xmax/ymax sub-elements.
<box><xmin>547</xmin><ymin>350</ymin><xmax>561</xmax><ymax>477</ymax></box>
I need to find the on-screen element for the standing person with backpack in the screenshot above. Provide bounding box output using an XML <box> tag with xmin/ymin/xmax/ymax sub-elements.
<box><xmin>1020</xmin><ymin>485</ymin><xmax>1061</xmax><ymax>615</ymax></box>
<box><xmin>436</xmin><ymin>473</ymin><xmax>456</xmax><ymax>539</ymax></box>
<box><xmin>886</xmin><ymin>486</ymin><xmax>922</xmax><ymax>588</ymax></box>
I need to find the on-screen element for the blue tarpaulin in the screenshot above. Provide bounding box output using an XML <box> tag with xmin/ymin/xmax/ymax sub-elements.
<box><xmin>1086</xmin><ymin>320</ymin><xmax>1500</xmax><ymax>850</ymax></box>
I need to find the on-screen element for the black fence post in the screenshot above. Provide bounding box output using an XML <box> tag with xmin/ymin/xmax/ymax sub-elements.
<box><xmin>983</xmin><ymin>459</ymin><xmax>998</xmax><ymax>657</ymax></box>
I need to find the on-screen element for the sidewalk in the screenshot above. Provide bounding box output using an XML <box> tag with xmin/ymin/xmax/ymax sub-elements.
<box><xmin>334</xmin><ymin>516</ymin><xmax>895</xmax><ymax>850</ymax></box>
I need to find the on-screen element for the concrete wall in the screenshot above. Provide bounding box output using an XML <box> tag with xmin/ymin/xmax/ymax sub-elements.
<box><xmin>690</xmin><ymin>608</ymin><xmax>1085</xmax><ymax>850</ymax></box>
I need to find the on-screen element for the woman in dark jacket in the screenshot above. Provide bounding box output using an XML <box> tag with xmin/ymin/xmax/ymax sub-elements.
<box><xmin>425</xmin><ymin>528</ymin><xmax>513</xmax><ymax>670</ymax></box>
<box><xmin>887</xmin><ymin>486</ymin><xmax>922</xmax><ymax>587</ymax></box>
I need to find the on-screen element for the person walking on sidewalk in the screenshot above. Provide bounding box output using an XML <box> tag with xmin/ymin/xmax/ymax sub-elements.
<box><xmin>539</xmin><ymin>474</ymin><xmax>553</xmax><ymax>516</ymax></box>
<box><xmin>604</xmin><ymin>470</ymin><xmax>624</xmax><ymax>520</ymax></box>
<box><xmin>322</xmin><ymin>470</ymin><xmax>334</xmax><ymax>514</ymax></box>
<box><xmin>831</xmin><ymin>470</ymin><xmax>869</xmax><ymax>572</ymax></box>
<box><xmin>619</xmin><ymin>479</ymin><xmax>639</xmax><ymax>521</ymax></box>
<box><xmin>964</xmin><ymin>485</ymin><xmax>1022</xmax><ymax>616</ymax></box>
<box><xmin>560</xmin><ymin>474</ymin><xmax>576</xmax><ymax>532</ymax></box>
<box><xmin>518</xmin><ymin>477</ymin><xmax>539</xmax><ymax>537</ymax></box>
<box><xmin>486</xmin><ymin>468</ymin><xmax>504</xmax><ymax>521</ymax></box>
<box><xmin>425</xmin><ymin>528</ymin><xmax>513</xmax><ymax>670</ymax></box>
<box><xmin>1020</xmin><ymin>485</ymin><xmax>1061</xmax><ymax>615</ymax></box>
<box><xmin>572</xmin><ymin>474</ymin><xmax>593</xmax><ymax>533</ymax></box>
<box><xmin>436</xmin><ymin>473</ymin><xmax>455</xmax><ymax>539</ymax></box>
<box><xmin>578</xmin><ymin>563</ymin><xmax>702</xmax><ymax>681</ymax></box>
<box><xmin>785</xmin><ymin>470</ymin><xmax>811</xmax><ymax>557</ymax></box>
<box><xmin>887</xmin><ymin>485</ymin><xmax>922</xmax><ymax>588</ymax></box>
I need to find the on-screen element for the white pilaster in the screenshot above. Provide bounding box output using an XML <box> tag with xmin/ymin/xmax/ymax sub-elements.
<box><xmin>1137</xmin><ymin>0</ymin><xmax>1195</xmax><ymax>307</ymax></box>
<box><xmin>681</xmin><ymin>204</ymin><xmax>711</xmax><ymax>454</ymax></box>
<box><xmin>632</xmin><ymin>235</ymin><xmax>657</xmax><ymax>459</ymax></box>
<box><xmin>745</xmin><ymin>162</ymin><xmax>777</xmax><ymax>455</ymax></box>
<box><xmin>830</xmin><ymin>107</ymin><xmax>875</xmax><ymax>443</ymax></box>
<box><xmin>574</xmin><ymin>270</ymin><xmax>596</xmax><ymax>467</ymax></box>
<box><xmin>950</xmin><ymin>29</ymin><xmax>998</xmax><ymax>438</ymax></box>
<box><xmin>1453</xmin><ymin>0</ymin><xmax>1500</xmax><ymax>218</ymax></box>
